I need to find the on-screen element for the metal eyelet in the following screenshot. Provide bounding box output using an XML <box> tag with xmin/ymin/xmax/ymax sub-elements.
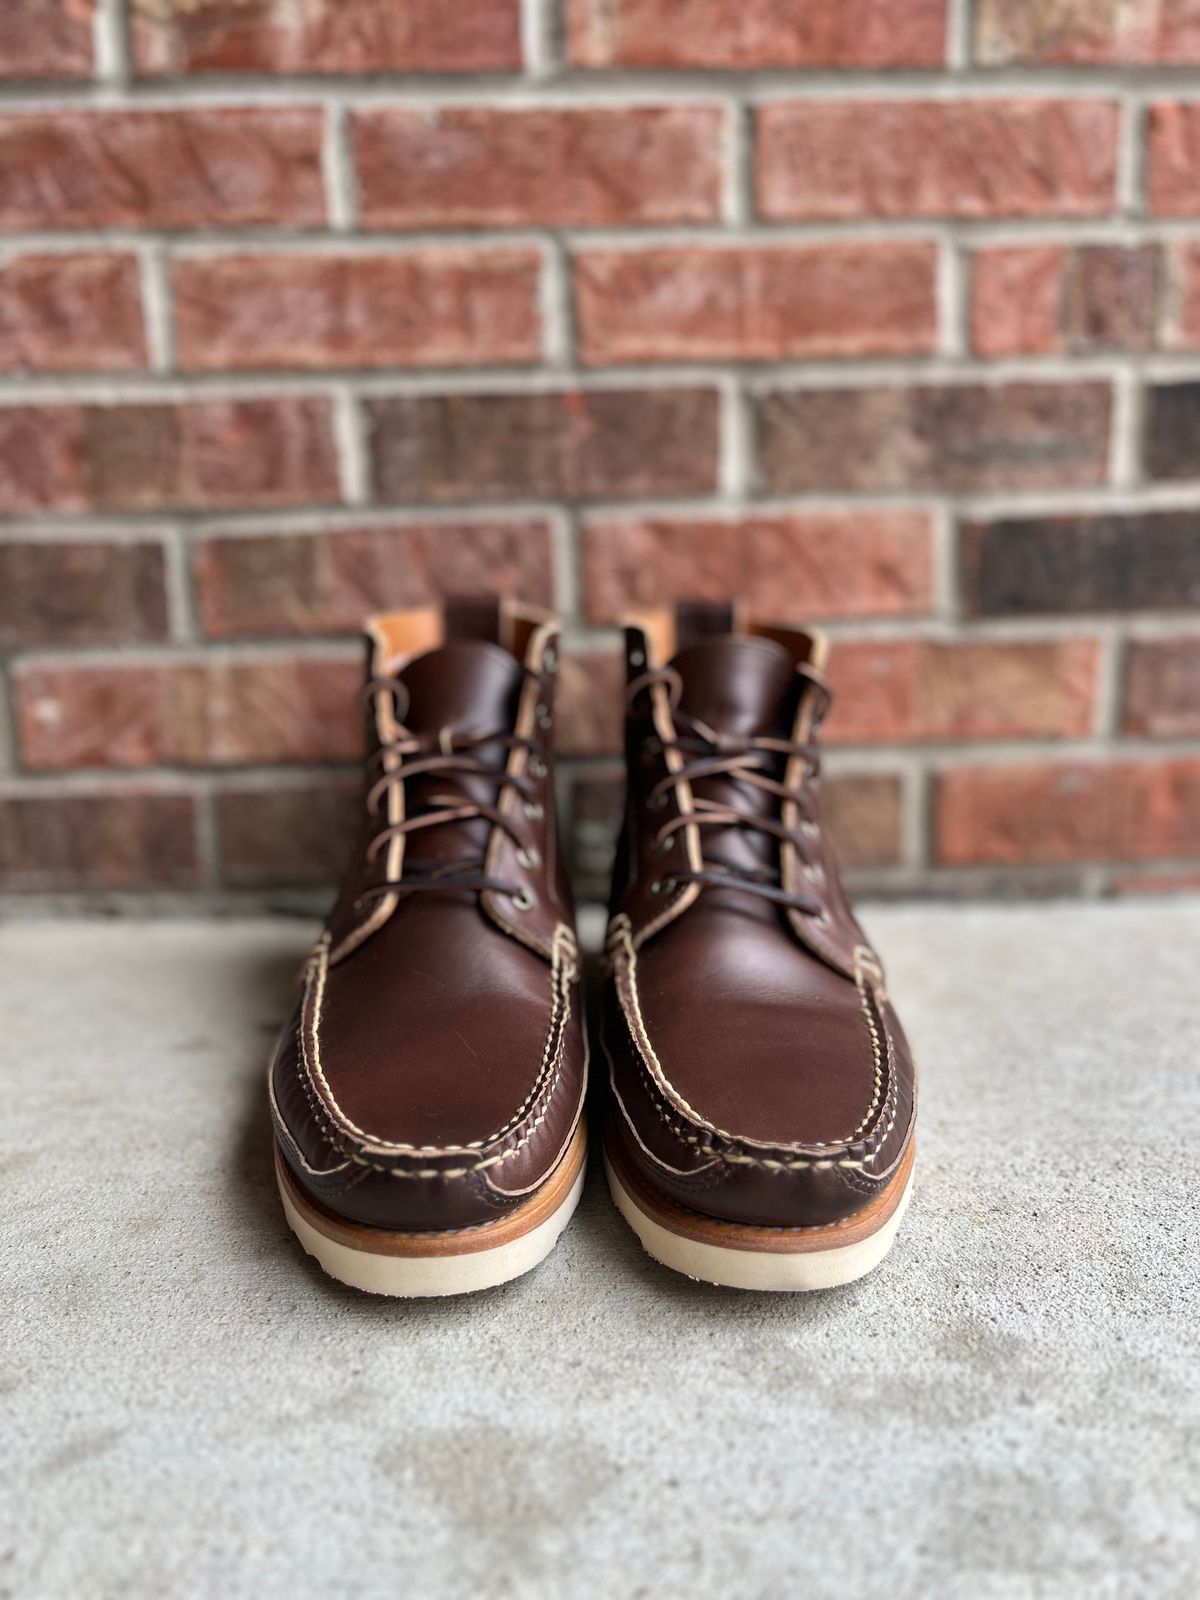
<box><xmin>528</xmin><ymin>756</ymin><xmax>548</xmax><ymax>779</ymax></box>
<box><xmin>516</xmin><ymin>846</ymin><xmax>538</xmax><ymax>869</ymax></box>
<box><xmin>801</xmin><ymin>820</ymin><xmax>819</xmax><ymax>840</ymax></box>
<box><xmin>803</xmin><ymin>861</ymin><xmax>824</xmax><ymax>883</ymax></box>
<box><xmin>511</xmin><ymin>889</ymin><xmax>534</xmax><ymax>911</ymax></box>
<box><xmin>630</xmin><ymin>649</ymin><xmax>645</xmax><ymax>667</ymax></box>
<box><xmin>813</xmin><ymin>909</ymin><xmax>831</xmax><ymax>928</ymax></box>
<box><xmin>650</xmin><ymin>836</ymin><xmax>674</xmax><ymax>856</ymax></box>
<box><xmin>535</xmin><ymin>705</ymin><xmax>553</xmax><ymax>730</ymax></box>
<box><xmin>524</xmin><ymin>801</ymin><xmax>544</xmax><ymax>820</ymax></box>
<box><xmin>650</xmin><ymin>877</ymin><xmax>676</xmax><ymax>896</ymax></box>
<box><xmin>543</xmin><ymin>644</ymin><xmax>558</xmax><ymax>674</ymax></box>
<box><xmin>649</xmin><ymin>793</ymin><xmax>667</xmax><ymax>812</ymax></box>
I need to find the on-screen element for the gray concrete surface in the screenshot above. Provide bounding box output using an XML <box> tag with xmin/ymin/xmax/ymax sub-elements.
<box><xmin>2</xmin><ymin>902</ymin><xmax>1198</xmax><ymax>1600</ymax></box>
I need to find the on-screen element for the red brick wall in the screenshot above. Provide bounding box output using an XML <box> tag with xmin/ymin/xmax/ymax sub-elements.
<box><xmin>2</xmin><ymin>0</ymin><xmax>1199</xmax><ymax>902</ymax></box>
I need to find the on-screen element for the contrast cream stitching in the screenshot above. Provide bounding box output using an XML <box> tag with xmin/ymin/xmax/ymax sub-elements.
<box><xmin>295</xmin><ymin>931</ymin><xmax>575</xmax><ymax>1177</ymax></box>
<box><xmin>607</xmin><ymin>917</ymin><xmax>896</xmax><ymax>1174</ymax></box>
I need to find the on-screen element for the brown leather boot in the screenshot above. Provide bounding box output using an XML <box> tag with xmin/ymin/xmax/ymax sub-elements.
<box><xmin>269</xmin><ymin>601</ymin><xmax>587</xmax><ymax>1296</ymax></box>
<box><xmin>602</xmin><ymin>603</ymin><xmax>916</xmax><ymax>1290</ymax></box>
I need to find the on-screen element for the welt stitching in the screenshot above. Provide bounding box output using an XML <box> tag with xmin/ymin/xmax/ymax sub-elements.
<box><xmin>301</xmin><ymin>924</ymin><xmax>573</xmax><ymax>1157</ymax></box>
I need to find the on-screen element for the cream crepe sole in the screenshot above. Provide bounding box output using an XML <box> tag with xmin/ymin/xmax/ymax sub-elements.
<box><xmin>605</xmin><ymin>1146</ymin><xmax>913</xmax><ymax>1293</ymax></box>
<box><xmin>275</xmin><ymin>1123</ymin><xmax>587</xmax><ymax>1298</ymax></box>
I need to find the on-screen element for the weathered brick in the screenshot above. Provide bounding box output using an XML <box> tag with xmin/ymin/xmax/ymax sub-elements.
<box><xmin>0</xmin><ymin>252</ymin><xmax>146</xmax><ymax>372</ymax></box>
<box><xmin>582</xmin><ymin>512</ymin><xmax>933</xmax><ymax>622</ymax></box>
<box><xmin>936</xmin><ymin>758</ymin><xmax>1200</xmax><ymax>865</ymax></box>
<box><xmin>1170</xmin><ymin>240</ymin><xmax>1200</xmax><ymax>346</ymax></box>
<box><xmin>0</xmin><ymin>398</ymin><xmax>338</xmax><ymax>513</ymax></box>
<box><xmin>0</xmin><ymin>109</ymin><xmax>325</xmax><ymax>230</ymax></box>
<box><xmin>215</xmin><ymin>779</ymin><xmax>360</xmax><ymax>888</ymax></box>
<box><xmin>822</xmin><ymin>773</ymin><xmax>904</xmax><ymax>868</ymax></box>
<box><xmin>970</xmin><ymin>244</ymin><xmax>1159</xmax><ymax>357</ymax></box>
<box><xmin>568</xmin><ymin>0</ymin><xmax>946</xmax><ymax>67</ymax></box>
<box><xmin>574</xmin><ymin>243</ymin><xmax>937</xmax><ymax>365</ymax></box>
<box><xmin>0</xmin><ymin>539</ymin><xmax>168</xmax><ymax>648</ymax></box>
<box><xmin>367</xmin><ymin>389</ymin><xmax>719</xmax><ymax>504</ymax></box>
<box><xmin>354</xmin><ymin>106</ymin><xmax>722</xmax><ymax>229</ymax></box>
<box><xmin>976</xmin><ymin>1</ymin><xmax>1200</xmax><ymax>65</ymax></box>
<box><xmin>1149</xmin><ymin>103</ymin><xmax>1200</xmax><ymax>216</ymax></box>
<box><xmin>557</xmin><ymin>647</ymin><xmax>624</xmax><ymax>756</ymax></box>
<box><xmin>0</xmin><ymin>787</ymin><xmax>198</xmax><ymax>889</ymax></box>
<box><xmin>756</xmin><ymin>99</ymin><xmax>1118</xmax><ymax>220</ymax></box>
<box><xmin>132</xmin><ymin>0</ymin><xmax>521</xmax><ymax>74</ymax></box>
<box><xmin>0</xmin><ymin>0</ymin><xmax>94</xmax><ymax>79</ymax></box>
<box><xmin>14</xmin><ymin>655</ymin><xmax>363</xmax><ymax>771</ymax></box>
<box><xmin>195</xmin><ymin>520</ymin><xmax>555</xmax><ymax>638</ymax></box>
<box><xmin>963</xmin><ymin>510</ymin><xmax>1200</xmax><ymax>616</ymax></box>
<box><xmin>1145</xmin><ymin>381</ymin><xmax>1200</xmax><ymax>480</ymax></box>
<box><xmin>758</xmin><ymin>382</ymin><xmax>1111</xmax><ymax>494</ymax></box>
<box><xmin>174</xmin><ymin>249</ymin><xmax>541</xmax><ymax>371</ymax></box>
<box><xmin>1122</xmin><ymin>639</ymin><xmax>1200</xmax><ymax>738</ymax></box>
<box><xmin>825</xmin><ymin>639</ymin><xmax>1100</xmax><ymax>744</ymax></box>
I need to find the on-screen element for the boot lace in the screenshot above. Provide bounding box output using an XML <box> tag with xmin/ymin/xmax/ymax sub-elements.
<box><xmin>628</xmin><ymin>664</ymin><xmax>831</xmax><ymax>919</ymax></box>
<box><xmin>353</xmin><ymin>667</ymin><xmax>550</xmax><ymax>909</ymax></box>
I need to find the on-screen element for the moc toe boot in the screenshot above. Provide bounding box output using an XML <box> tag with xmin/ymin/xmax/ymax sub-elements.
<box><xmin>602</xmin><ymin>603</ymin><xmax>916</xmax><ymax>1291</ymax></box>
<box><xmin>269</xmin><ymin>601</ymin><xmax>587</xmax><ymax>1297</ymax></box>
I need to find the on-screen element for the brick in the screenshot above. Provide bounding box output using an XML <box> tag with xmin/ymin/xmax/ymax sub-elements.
<box><xmin>354</xmin><ymin>106</ymin><xmax>722</xmax><ymax>229</ymax></box>
<box><xmin>0</xmin><ymin>252</ymin><xmax>146</xmax><ymax>372</ymax></box>
<box><xmin>825</xmin><ymin>639</ymin><xmax>1100</xmax><ymax>744</ymax></box>
<box><xmin>936</xmin><ymin>758</ymin><xmax>1200</xmax><ymax>865</ymax></box>
<box><xmin>574</xmin><ymin>243</ymin><xmax>937</xmax><ymax>365</ymax></box>
<box><xmin>0</xmin><ymin>109</ymin><xmax>325</xmax><ymax>230</ymax></box>
<box><xmin>215</xmin><ymin>779</ymin><xmax>360</xmax><ymax>888</ymax></box>
<box><xmin>14</xmin><ymin>655</ymin><xmax>363</xmax><ymax>772</ymax></box>
<box><xmin>1122</xmin><ymin>639</ymin><xmax>1200</xmax><ymax>738</ymax></box>
<box><xmin>963</xmin><ymin>510</ymin><xmax>1200</xmax><ymax>616</ymax></box>
<box><xmin>0</xmin><ymin>398</ymin><xmax>338</xmax><ymax>513</ymax></box>
<box><xmin>0</xmin><ymin>0</ymin><xmax>94</xmax><ymax>79</ymax></box>
<box><xmin>174</xmin><ymin>249</ymin><xmax>541</xmax><ymax>372</ymax></box>
<box><xmin>367</xmin><ymin>389</ymin><xmax>719</xmax><ymax>504</ymax></box>
<box><xmin>1171</xmin><ymin>241</ymin><xmax>1200</xmax><ymax>346</ymax></box>
<box><xmin>132</xmin><ymin>0</ymin><xmax>521</xmax><ymax>74</ymax></box>
<box><xmin>976</xmin><ymin>1</ymin><xmax>1200</xmax><ymax>65</ymax></box>
<box><xmin>0</xmin><ymin>788</ymin><xmax>198</xmax><ymax>889</ymax></box>
<box><xmin>568</xmin><ymin>0</ymin><xmax>946</xmax><ymax>67</ymax></box>
<box><xmin>583</xmin><ymin>511</ymin><xmax>933</xmax><ymax>622</ymax></box>
<box><xmin>0</xmin><ymin>539</ymin><xmax>167</xmax><ymax>648</ymax></box>
<box><xmin>970</xmin><ymin>244</ymin><xmax>1159</xmax><ymax>358</ymax></box>
<box><xmin>756</xmin><ymin>100</ymin><xmax>1118</xmax><ymax>221</ymax></box>
<box><xmin>1145</xmin><ymin>382</ymin><xmax>1200</xmax><ymax>480</ymax></box>
<box><xmin>195</xmin><ymin>520</ymin><xmax>555</xmax><ymax>638</ymax></box>
<box><xmin>822</xmin><ymin>774</ymin><xmax>903</xmax><ymax>868</ymax></box>
<box><xmin>758</xmin><ymin>381</ymin><xmax>1111</xmax><ymax>495</ymax></box>
<box><xmin>557</xmin><ymin>648</ymin><xmax>624</xmax><ymax>757</ymax></box>
<box><xmin>1149</xmin><ymin>104</ymin><xmax>1200</xmax><ymax>216</ymax></box>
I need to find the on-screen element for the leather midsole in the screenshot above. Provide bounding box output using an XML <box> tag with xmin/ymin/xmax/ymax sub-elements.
<box><xmin>274</xmin><ymin>1118</ymin><xmax>587</xmax><ymax>1259</ymax></box>
<box><xmin>604</xmin><ymin>1127</ymin><xmax>914</xmax><ymax>1254</ymax></box>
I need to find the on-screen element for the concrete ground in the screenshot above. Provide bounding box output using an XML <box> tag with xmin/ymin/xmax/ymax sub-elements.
<box><xmin>2</xmin><ymin>901</ymin><xmax>1198</xmax><ymax>1600</ymax></box>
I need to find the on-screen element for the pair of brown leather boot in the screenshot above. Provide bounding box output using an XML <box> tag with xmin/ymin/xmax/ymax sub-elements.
<box><xmin>269</xmin><ymin>600</ymin><xmax>916</xmax><ymax>1296</ymax></box>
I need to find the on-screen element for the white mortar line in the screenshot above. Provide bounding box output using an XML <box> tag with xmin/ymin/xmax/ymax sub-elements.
<box><xmin>1109</xmin><ymin>366</ymin><xmax>1143</xmax><ymax>489</ymax></box>
<box><xmin>718</xmin><ymin>376</ymin><xmax>752</xmax><ymax>500</ymax></box>
<box><xmin>92</xmin><ymin>0</ymin><xmax>130</xmax><ymax>86</ymax></box>
<box><xmin>521</xmin><ymin>0</ymin><xmax>559</xmax><ymax>81</ymax></box>
<box><xmin>160</xmin><ymin>524</ymin><xmax>197</xmax><ymax>644</ymax></box>
<box><xmin>901</xmin><ymin>758</ymin><xmax>931</xmax><ymax>872</ymax></box>
<box><xmin>1093</xmin><ymin>633</ymin><xmax>1127</xmax><ymax>741</ymax></box>
<box><xmin>723</xmin><ymin>100</ymin><xmax>752</xmax><ymax>226</ymax></box>
<box><xmin>321</xmin><ymin>102</ymin><xmax>357</xmax><ymax>231</ymax></box>
<box><xmin>540</xmin><ymin>238</ymin><xmax>573</xmax><ymax>369</ymax></box>
<box><xmin>136</xmin><ymin>242</ymin><xmax>175</xmax><ymax>373</ymax></box>
<box><xmin>332</xmin><ymin>387</ymin><xmax>370</xmax><ymax>506</ymax></box>
<box><xmin>937</xmin><ymin>234</ymin><xmax>969</xmax><ymax>357</ymax></box>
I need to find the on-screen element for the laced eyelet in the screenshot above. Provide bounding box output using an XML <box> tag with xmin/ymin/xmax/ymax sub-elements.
<box><xmin>511</xmin><ymin>889</ymin><xmax>534</xmax><ymax>911</ymax></box>
<box><xmin>801</xmin><ymin>820</ymin><xmax>819</xmax><ymax>840</ymax></box>
<box><xmin>803</xmin><ymin>861</ymin><xmax>824</xmax><ymax>883</ymax></box>
<box><xmin>523</xmin><ymin>801</ymin><xmax>544</xmax><ymax>820</ymax></box>
<box><xmin>528</xmin><ymin>756</ymin><xmax>548</xmax><ymax>779</ymax></box>
<box><xmin>542</xmin><ymin>645</ymin><xmax>558</xmax><ymax>674</ymax></box>
<box><xmin>650</xmin><ymin>836</ymin><xmax>673</xmax><ymax>856</ymax></box>
<box><xmin>650</xmin><ymin>877</ymin><xmax>676</xmax><ymax>896</ymax></box>
<box><xmin>516</xmin><ymin>846</ymin><xmax>538</xmax><ymax>869</ymax></box>
<box><xmin>535</xmin><ymin>705</ymin><xmax>553</xmax><ymax>730</ymax></box>
<box><xmin>813</xmin><ymin>908</ymin><xmax>831</xmax><ymax>928</ymax></box>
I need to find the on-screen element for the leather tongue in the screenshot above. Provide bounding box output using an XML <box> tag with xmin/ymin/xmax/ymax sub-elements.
<box><xmin>393</xmin><ymin>639</ymin><xmax>525</xmax><ymax>865</ymax></box>
<box><xmin>670</xmin><ymin>635</ymin><xmax>800</xmax><ymax>881</ymax></box>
